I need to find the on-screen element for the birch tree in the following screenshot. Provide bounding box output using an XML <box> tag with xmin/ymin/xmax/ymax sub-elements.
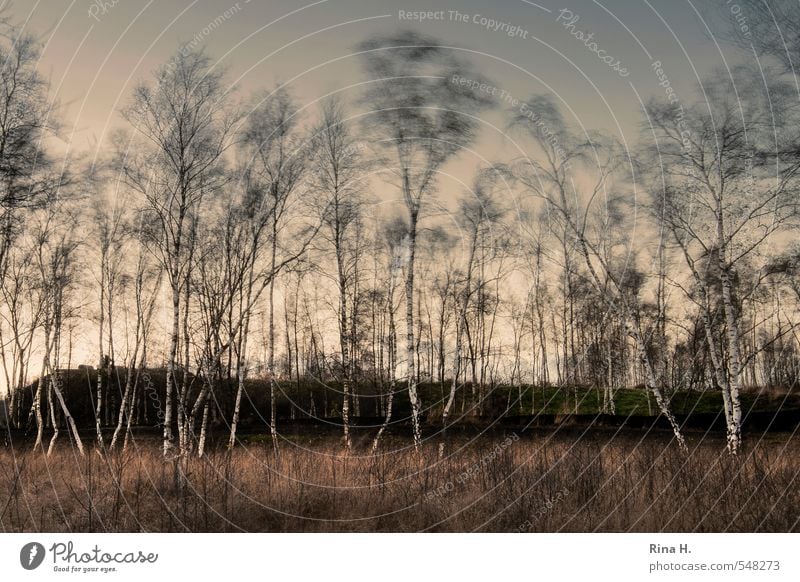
<box><xmin>109</xmin><ymin>213</ymin><xmax>163</xmax><ymax>451</ymax></box>
<box><xmin>308</xmin><ymin>97</ymin><xmax>368</xmax><ymax>450</ymax></box>
<box><xmin>29</xmin><ymin>204</ymin><xmax>84</xmax><ymax>456</ymax></box>
<box><xmin>510</xmin><ymin>94</ymin><xmax>688</xmax><ymax>451</ymax></box>
<box><xmin>644</xmin><ymin>74</ymin><xmax>799</xmax><ymax>453</ymax></box>
<box><xmin>0</xmin><ymin>24</ymin><xmax>62</xmax><ymax>424</ymax></box>
<box><xmin>0</xmin><ymin>31</ymin><xmax>56</xmax><ymax>280</ymax></box>
<box><xmin>240</xmin><ymin>86</ymin><xmax>308</xmax><ymax>448</ymax></box>
<box><xmin>91</xmin><ymin>191</ymin><xmax>127</xmax><ymax>448</ymax></box>
<box><xmin>358</xmin><ymin>30</ymin><xmax>493</xmax><ymax>448</ymax></box>
<box><xmin>120</xmin><ymin>49</ymin><xmax>238</xmax><ymax>457</ymax></box>
<box><xmin>372</xmin><ymin>217</ymin><xmax>406</xmax><ymax>450</ymax></box>
<box><xmin>442</xmin><ymin>171</ymin><xmax>503</xmax><ymax>442</ymax></box>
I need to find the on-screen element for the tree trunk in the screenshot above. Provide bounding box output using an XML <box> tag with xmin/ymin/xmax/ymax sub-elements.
<box><xmin>96</xmin><ymin>261</ymin><xmax>106</xmax><ymax>449</ymax></box>
<box><xmin>198</xmin><ymin>400</ymin><xmax>210</xmax><ymax>458</ymax></box>
<box><xmin>228</xmin><ymin>304</ymin><xmax>252</xmax><ymax>450</ymax></box>
<box><xmin>164</xmin><ymin>282</ymin><xmax>179</xmax><ymax>457</ymax></box>
<box><xmin>46</xmin><ymin>375</ymin><xmax>59</xmax><ymax>456</ymax></box>
<box><xmin>373</xmin><ymin>286</ymin><xmax>398</xmax><ymax>451</ymax></box>
<box><xmin>268</xmin><ymin>228</ymin><xmax>278</xmax><ymax>450</ymax></box>
<box><xmin>442</xmin><ymin>230</ymin><xmax>477</xmax><ymax>456</ymax></box>
<box><xmin>110</xmin><ymin>328</ymin><xmax>140</xmax><ymax>450</ymax></box>
<box><xmin>48</xmin><ymin>362</ymin><xmax>85</xmax><ymax>456</ymax></box>
<box><xmin>628</xmin><ymin>322</ymin><xmax>687</xmax><ymax>452</ymax></box>
<box><xmin>32</xmin><ymin>366</ymin><xmax>45</xmax><ymax>451</ymax></box>
<box><xmin>337</xmin><ymin>243</ymin><xmax>352</xmax><ymax>450</ymax></box>
<box><xmin>719</xmin><ymin>268</ymin><xmax>743</xmax><ymax>453</ymax></box>
<box><xmin>405</xmin><ymin>207</ymin><xmax>421</xmax><ymax>450</ymax></box>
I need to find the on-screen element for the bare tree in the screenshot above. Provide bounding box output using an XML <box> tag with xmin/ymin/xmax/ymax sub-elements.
<box><xmin>713</xmin><ymin>0</ymin><xmax>799</xmax><ymax>73</ymax></box>
<box><xmin>308</xmin><ymin>97</ymin><xmax>369</xmax><ymax>450</ymax></box>
<box><xmin>0</xmin><ymin>23</ymin><xmax>63</xmax><ymax>428</ymax></box>
<box><xmin>109</xmin><ymin>213</ymin><xmax>163</xmax><ymax>451</ymax></box>
<box><xmin>90</xmin><ymin>186</ymin><xmax>127</xmax><ymax>449</ymax></box>
<box><xmin>29</xmin><ymin>203</ymin><xmax>84</xmax><ymax>456</ymax></box>
<box><xmin>442</xmin><ymin>171</ymin><xmax>504</xmax><ymax>448</ymax></box>
<box><xmin>358</xmin><ymin>30</ymin><xmax>494</xmax><ymax>448</ymax></box>
<box><xmin>510</xmin><ymin>94</ymin><xmax>688</xmax><ymax>451</ymax></box>
<box><xmin>0</xmin><ymin>31</ymin><xmax>57</xmax><ymax>278</ymax></box>
<box><xmin>239</xmin><ymin>86</ymin><xmax>308</xmax><ymax>449</ymax></box>
<box><xmin>0</xmin><ymin>245</ymin><xmax>40</xmax><ymax>428</ymax></box>
<box><xmin>120</xmin><ymin>49</ymin><xmax>238</xmax><ymax>457</ymax></box>
<box><xmin>372</xmin><ymin>217</ymin><xmax>406</xmax><ymax>450</ymax></box>
<box><xmin>644</xmin><ymin>72</ymin><xmax>799</xmax><ymax>453</ymax></box>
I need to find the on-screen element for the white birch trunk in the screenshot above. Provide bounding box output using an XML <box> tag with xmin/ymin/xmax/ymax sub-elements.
<box><xmin>163</xmin><ymin>284</ymin><xmax>179</xmax><ymax>457</ymax></box>
<box><xmin>405</xmin><ymin>202</ymin><xmax>422</xmax><ymax>450</ymax></box>
<box><xmin>46</xmin><ymin>376</ymin><xmax>59</xmax><ymax>456</ymax></box>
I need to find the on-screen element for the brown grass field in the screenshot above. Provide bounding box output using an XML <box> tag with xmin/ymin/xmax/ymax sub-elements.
<box><xmin>1</xmin><ymin>429</ymin><xmax>797</xmax><ymax>532</ymax></box>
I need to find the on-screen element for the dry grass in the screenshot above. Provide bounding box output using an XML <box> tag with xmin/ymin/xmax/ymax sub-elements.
<box><xmin>0</xmin><ymin>429</ymin><xmax>797</xmax><ymax>532</ymax></box>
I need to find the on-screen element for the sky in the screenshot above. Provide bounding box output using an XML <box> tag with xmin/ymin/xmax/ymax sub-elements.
<box><xmin>15</xmin><ymin>0</ymin><xmax>746</xmax><ymax>161</ymax></box>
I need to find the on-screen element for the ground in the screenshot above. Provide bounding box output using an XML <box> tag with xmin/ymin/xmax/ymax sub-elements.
<box><xmin>1</xmin><ymin>427</ymin><xmax>797</xmax><ymax>532</ymax></box>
